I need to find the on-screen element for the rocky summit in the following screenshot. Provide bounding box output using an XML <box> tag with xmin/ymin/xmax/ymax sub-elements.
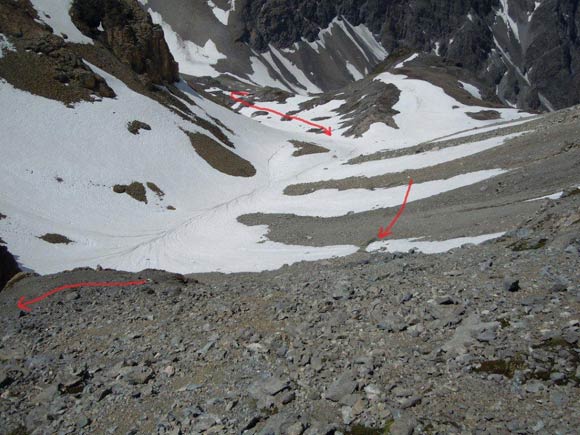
<box><xmin>1</xmin><ymin>1</ymin><xmax>579</xmax><ymax>434</ymax></box>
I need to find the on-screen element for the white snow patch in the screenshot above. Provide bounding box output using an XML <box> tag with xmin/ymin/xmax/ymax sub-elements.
<box><xmin>525</xmin><ymin>191</ymin><xmax>566</xmax><ymax>202</ymax></box>
<box><xmin>395</xmin><ymin>53</ymin><xmax>419</xmax><ymax>68</ymax></box>
<box><xmin>434</xmin><ymin>41</ymin><xmax>441</xmax><ymax>56</ymax></box>
<box><xmin>269</xmin><ymin>46</ymin><xmax>322</xmax><ymax>94</ymax></box>
<box><xmin>459</xmin><ymin>81</ymin><xmax>482</xmax><ymax>99</ymax></box>
<box><xmin>0</xmin><ymin>34</ymin><xmax>15</xmax><ymax>58</ymax></box>
<box><xmin>497</xmin><ymin>0</ymin><xmax>520</xmax><ymax>42</ymax></box>
<box><xmin>207</xmin><ymin>0</ymin><xmax>235</xmax><ymax>25</ymax></box>
<box><xmin>345</xmin><ymin>61</ymin><xmax>364</xmax><ymax>81</ymax></box>
<box><xmin>249</xmin><ymin>55</ymin><xmax>293</xmax><ymax>92</ymax></box>
<box><xmin>30</xmin><ymin>0</ymin><xmax>93</xmax><ymax>44</ymax></box>
<box><xmin>367</xmin><ymin>232</ymin><xmax>505</xmax><ymax>254</ymax></box>
<box><xmin>350</xmin><ymin>23</ymin><xmax>388</xmax><ymax>61</ymax></box>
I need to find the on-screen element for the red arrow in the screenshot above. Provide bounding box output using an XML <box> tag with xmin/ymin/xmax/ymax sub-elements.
<box><xmin>18</xmin><ymin>279</ymin><xmax>148</xmax><ymax>312</ymax></box>
<box><xmin>230</xmin><ymin>91</ymin><xmax>332</xmax><ymax>136</ymax></box>
<box><xmin>378</xmin><ymin>179</ymin><xmax>414</xmax><ymax>239</ymax></box>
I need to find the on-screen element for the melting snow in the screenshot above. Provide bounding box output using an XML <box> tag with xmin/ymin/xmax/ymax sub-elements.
<box><xmin>459</xmin><ymin>81</ymin><xmax>482</xmax><ymax>99</ymax></box>
<box><xmin>395</xmin><ymin>53</ymin><xmax>419</xmax><ymax>68</ymax></box>
<box><xmin>497</xmin><ymin>0</ymin><xmax>520</xmax><ymax>42</ymax></box>
<box><xmin>345</xmin><ymin>61</ymin><xmax>364</xmax><ymax>81</ymax></box>
<box><xmin>207</xmin><ymin>0</ymin><xmax>235</xmax><ymax>26</ymax></box>
<box><xmin>367</xmin><ymin>232</ymin><xmax>506</xmax><ymax>254</ymax></box>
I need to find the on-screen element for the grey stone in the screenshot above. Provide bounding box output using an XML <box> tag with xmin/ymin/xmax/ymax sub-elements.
<box><xmin>378</xmin><ymin>313</ymin><xmax>407</xmax><ymax>332</ymax></box>
<box><xmin>120</xmin><ymin>366</ymin><xmax>154</xmax><ymax>385</ymax></box>
<box><xmin>503</xmin><ymin>278</ymin><xmax>520</xmax><ymax>293</ymax></box>
<box><xmin>325</xmin><ymin>374</ymin><xmax>357</xmax><ymax>402</ymax></box>
<box><xmin>390</xmin><ymin>417</ymin><xmax>416</xmax><ymax>435</ymax></box>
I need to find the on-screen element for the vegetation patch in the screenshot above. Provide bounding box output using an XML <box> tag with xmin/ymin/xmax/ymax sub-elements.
<box><xmin>473</xmin><ymin>356</ymin><xmax>526</xmax><ymax>378</ymax></box>
<box><xmin>290</xmin><ymin>140</ymin><xmax>329</xmax><ymax>157</ymax></box>
<box><xmin>346</xmin><ymin>420</ymin><xmax>394</xmax><ymax>435</ymax></box>
<box><xmin>509</xmin><ymin>238</ymin><xmax>547</xmax><ymax>251</ymax></box>
<box><xmin>127</xmin><ymin>120</ymin><xmax>151</xmax><ymax>135</ymax></box>
<box><xmin>113</xmin><ymin>182</ymin><xmax>148</xmax><ymax>203</ymax></box>
<box><xmin>146</xmin><ymin>182</ymin><xmax>165</xmax><ymax>199</ymax></box>
<box><xmin>185</xmin><ymin>131</ymin><xmax>256</xmax><ymax>177</ymax></box>
<box><xmin>38</xmin><ymin>233</ymin><xmax>73</xmax><ymax>244</ymax></box>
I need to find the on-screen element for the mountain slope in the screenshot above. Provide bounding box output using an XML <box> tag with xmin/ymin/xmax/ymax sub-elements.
<box><xmin>1</xmin><ymin>0</ymin><xmax>579</xmax><ymax>279</ymax></box>
<box><xmin>143</xmin><ymin>0</ymin><xmax>580</xmax><ymax>111</ymax></box>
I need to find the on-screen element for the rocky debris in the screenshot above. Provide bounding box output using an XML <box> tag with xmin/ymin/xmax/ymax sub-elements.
<box><xmin>70</xmin><ymin>0</ymin><xmax>179</xmax><ymax>86</ymax></box>
<box><xmin>0</xmin><ymin>195</ymin><xmax>579</xmax><ymax>434</ymax></box>
<box><xmin>0</xmin><ymin>244</ymin><xmax>20</xmax><ymax>290</ymax></box>
<box><xmin>290</xmin><ymin>140</ymin><xmax>329</xmax><ymax>157</ymax></box>
<box><xmin>127</xmin><ymin>120</ymin><xmax>151</xmax><ymax>135</ymax></box>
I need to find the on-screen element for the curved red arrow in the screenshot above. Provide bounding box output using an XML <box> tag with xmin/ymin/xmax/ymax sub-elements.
<box><xmin>18</xmin><ymin>279</ymin><xmax>148</xmax><ymax>312</ymax></box>
<box><xmin>378</xmin><ymin>179</ymin><xmax>414</xmax><ymax>239</ymax></box>
<box><xmin>230</xmin><ymin>91</ymin><xmax>332</xmax><ymax>136</ymax></box>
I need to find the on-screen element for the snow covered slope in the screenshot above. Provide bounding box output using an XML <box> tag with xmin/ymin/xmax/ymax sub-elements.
<box><xmin>0</xmin><ymin>0</ymin><xmax>542</xmax><ymax>275</ymax></box>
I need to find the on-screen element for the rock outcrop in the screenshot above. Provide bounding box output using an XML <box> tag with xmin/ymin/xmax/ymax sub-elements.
<box><xmin>0</xmin><ymin>0</ymin><xmax>115</xmax><ymax>103</ymax></box>
<box><xmin>70</xmin><ymin>0</ymin><xmax>179</xmax><ymax>85</ymax></box>
<box><xmin>0</xmin><ymin>244</ymin><xmax>20</xmax><ymax>290</ymax></box>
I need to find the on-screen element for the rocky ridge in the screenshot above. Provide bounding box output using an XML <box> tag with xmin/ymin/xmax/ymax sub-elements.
<box><xmin>238</xmin><ymin>0</ymin><xmax>579</xmax><ymax>111</ymax></box>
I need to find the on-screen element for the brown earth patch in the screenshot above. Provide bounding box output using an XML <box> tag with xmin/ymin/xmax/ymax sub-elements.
<box><xmin>467</xmin><ymin>110</ymin><xmax>502</xmax><ymax>120</ymax></box>
<box><xmin>113</xmin><ymin>182</ymin><xmax>148</xmax><ymax>203</ymax></box>
<box><xmin>146</xmin><ymin>182</ymin><xmax>165</xmax><ymax>199</ymax></box>
<box><xmin>0</xmin><ymin>0</ymin><xmax>115</xmax><ymax>104</ymax></box>
<box><xmin>290</xmin><ymin>140</ymin><xmax>329</xmax><ymax>157</ymax></box>
<box><xmin>185</xmin><ymin>131</ymin><xmax>256</xmax><ymax>177</ymax></box>
<box><xmin>192</xmin><ymin>116</ymin><xmax>234</xmax><ymax>148</ymax></box>
<box><xmin>38</xmin><ymin>233</ymin><xmax>73</xmax><ymax>244</ymax></box>
<box><xmin>0</xmin><ymin>47</ymin><xmax>113</xmax><ymax>105</ymax></box>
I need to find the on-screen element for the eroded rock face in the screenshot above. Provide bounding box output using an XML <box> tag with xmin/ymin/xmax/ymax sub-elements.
<box><xmin>70</xmin><ymin>0</ymin><xmax>179</xmax><ymax>85</ymax></box>
<box><xmin>0</xmin><ymin>245</ymin><xmax>20</xmax><ymax>290</ymax></box>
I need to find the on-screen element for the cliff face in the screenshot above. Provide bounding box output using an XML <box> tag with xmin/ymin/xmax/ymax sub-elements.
<box><xmin>70</xmin><ymin>0</ymin><xmax>179</xmax><ymax>85</ymax></box>
<box><xmin>238</xmin><ymin>0</ymin><xmax>580</xmax><ymax>111</ymax></box>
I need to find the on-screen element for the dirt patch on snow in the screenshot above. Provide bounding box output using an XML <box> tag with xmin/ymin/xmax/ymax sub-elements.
<box><xmin>186</xmin><ymin>132</ymin><xmax>256</xmax><ymax>177</ymax></box>
<box><xmin>113</xmin><ymin>182</ymin><xmax>148</xmax><ymax>203</ymax></box>
<box><xmin>127</xmin><ymin>120</ymin><xmax>151</xmax><ymax>135</ymax></box>
<box><xmin>466</xmin><ymin>110</ymin><xmax>502</xmax><ymax>120</ymax></box>
<box><xmin>290</xmin><ymin>140</ymin><xmax>329</xmax><ymax>157</ymax></box>
<box><xmin>38</xmin><ymin>233</ymin><xmax>73</xmax><ymax>245</ymax></box>
<box><xmin>146</xmin><ymin>182</ymin><xmax>165</xmax><ymax>199</ymax></box>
